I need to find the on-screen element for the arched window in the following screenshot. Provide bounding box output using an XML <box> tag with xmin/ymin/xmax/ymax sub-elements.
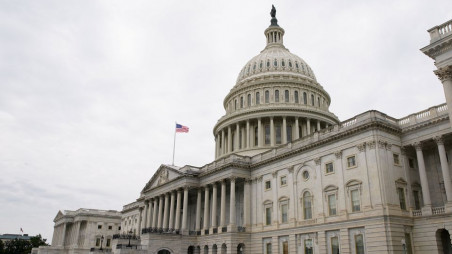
<box><xmin>317</xmin><ymin>97</ymin><xmax>320</xmax><ymax>107</ymax></box>
<box><xmin>234</xmin><ymin>100</ymin><xmax>237</xmax><ymax>110</ymax></box>
<box><xmin>274</xmin><ymin>59</ymin><xmax>278</xmax><ymax>67</ymax></box>
<box><xmin>256</xmin><ymin>92</ymin><xmax>260</xmax><ymax>105</ymax></box>
<box><xmin>246</xmin><ymin>65</ymin><xmax>250</xmax><ymax>75</ymax></box>
<box><xmin>265</xmin><ymin>90</ymin><xmax>270</xmax><ymax>103</ymax></box>
<box><xmin>294</xmin><ymin>91</ymin><xmax>299</xmax><ymax>103</ymax></box>
<box><xmin>288</xmin><ymin>60</ymin><xmax>292</xmax><ymax>68</ymax></box>
<box><xmin>281</xmin><ymin>59</ymin><xmax>285</xmax><ymax>67</ymax></box>
<box><xmin>311</xmin><ymin>94</ymin><xmax>314</xmax><ymax>106</ymax></box>
<box><xmin>303</xmin><ymin>92</ymin><xmax>307</xmax><ymax>104</ymax></box>
<box><xmin>275</xmin><ymin>90</ymin><xmax>279</xmax><ymax>102</ymax></box>
<box><xmin>284</xmin><ymin>90</ymin><xmax>289</xmax><ymax>102</ymax></box>
<box><xmin>267</xmin><ymin>60</ymin><xmax>270</xmax><ymax>68</ymax></box>
<box><xmin>253</xmin><ymin>62</ymin><xmax>256</xmax><ymax>71</ymax></box>
<box><xmin>303</xmin><ymin>192</ymin><xmax>312</xmax><ymax>219</ymax></box>
<box><xmin>240</xmin><ymin>96</ymin><xmax>244</xmax><ymax>108</ymax></box>
<box><xmin>295</xmin><ymin>62</ymin><xmax>299</xmax><ymax>69</ymax></box>
<box><xmin>247</xmin><ymin>94</ymin><xmax>251</xmax><ymax>107</ymax></box>
<box><xmin>259</xmin><ymin>61</ymin><xmax>263</xmax><ymax>69</ymax></box>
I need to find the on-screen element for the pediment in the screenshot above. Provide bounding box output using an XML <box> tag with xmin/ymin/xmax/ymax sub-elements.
<box><xmin>53</xmin><ymin>210</ymin><xmax>64</xmax><ymax>222</ymax></box>
<box><xmin>141</xmin><ymin>164</ymin><xmax>184</xmax><ymax>193</ymax></box>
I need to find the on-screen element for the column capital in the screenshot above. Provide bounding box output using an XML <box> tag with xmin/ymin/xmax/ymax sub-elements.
<box><xmin>434</xmin><ymin>136</ymin><xmax>445</xmax><ymax>145</ymax></box>
<box><xmin>378</xmin><ymin>140</ymin><xmax>387</xmax><ymax>149</ymax></box>
<box><xmin>357</xmin><ymin>142</ymin><xmax>366</xmax><ymax>152</ymax></box>
<box><xmin>314</xmin><ymin>157</ymin><xmax>321</xmax><ymax>165</ymax></box>
<box><xmin>288</xmin><ymin>166</ymin><xmax>294</xmax><ymax>174</ymax></box>
<box><xmin>434</xmin><ymin>66</ymin><xmax>452</xmax><ymax>82</ymax></box>
<box><xmin>230</xmin><ymin>176</ymin><xmax>237</xmax><ymax>182</ymax></box>
<box><xmin>401</xmin><ymin>147</ymin><xmax>407</xmax><ymax>155</ymax></box>
<box><xmin>335</xmin><ymin>151</ymin><xmax>342</xmax><ymax>159</ymax></box>
<box><xmin>272</xmin><ymin>171</ymin><xmax>278</xmax><ymax>178</ymax></box>
<box><xmin>244</xmin><ymin>178</ymin><xmax>252</xmax><ymax>184</ymax></box>
<box><xmin>366</xmin><ymin>140</ymin><xmax>376</xmax><ymax>150</ymax></box>
<box><xmin>413</xmin><ymin>142</ymin><xmax>424</xmax><ymax>151</ymax></box>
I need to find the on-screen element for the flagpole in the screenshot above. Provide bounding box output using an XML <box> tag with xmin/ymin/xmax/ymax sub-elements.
<box><xmin>172</xmin><ymin>122</ymin><xmax>177</xmax><ymax>166</ymax></box>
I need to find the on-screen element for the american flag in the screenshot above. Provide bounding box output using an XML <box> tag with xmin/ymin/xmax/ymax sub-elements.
<box><xmin>176</xmin><ymin>123</ymin><xmax>189</xmax><ymax>133</ymax></box>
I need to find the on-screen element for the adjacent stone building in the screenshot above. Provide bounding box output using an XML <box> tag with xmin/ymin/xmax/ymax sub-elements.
<box><xmin>36</xmin><ymin>9</ymin><xmax>452</xmax><ymax>254</ymax></box>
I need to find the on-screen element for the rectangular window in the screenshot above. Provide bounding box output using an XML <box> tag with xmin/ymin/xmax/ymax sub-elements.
<box><xmin>287</xmin><ymin>125</ymin><xmax>292</xmax><ymax>142</ymax></box>
<box><xmin>347</xmin><ymin>155</ymin><xmax>356</xmax><ymax>168</ymax></box>
<box><xmin>96</xmin><ymin>238</ymin><xmax>100</xmax><ymax>246</ymax></box>
<box><xmin>266</xmin><ymin>207</ymin><xmax>272</xmax><ymax>225</ymax></box>
<box><xmin>405</xmin><ymin>233</ymin><xmax>413</xmax><ymax>254</ymax></box>
<box><xmin>265</xmin><ymin>180</ymin><xmax>271</xmax><ymax>190</ymax></box>
<box><xmin>408</xmin><ymin>158</ymin><xmax>414</xmax><ymax>168</ymax></box>
<box><xmin>265</xmin><ymin>125</ymin><xmax>271</xmax><ymax>145</ymax></box>
<box><xmin>281</xmin><ymin>204</ymin><xmax>288</xmax><ymax>223</ymax></box>
<box><xmin>275</xmin><ymin>125</ymin><xmax>281</xmax><ymax>144</ymax></box>
<box><xmin>108</xmin><ymin>225</ymin><xmax>112</xmax><ymax>230</ymax></box>
<box><xmin>355</xmin><ymin>234</ymin><xmax>365</xmax><ymax>254</ymax></box>
<box><xmin>248</xmin><ymin>94</ymin><xmax>251</xmax><ymax>107</ymax></box>
<box><xmin>304</xmin><ymin>239</ymin><xmax>313</xmax><ymax>254</ymax></box>
<box><xmin>328</xmin><ymin>194</ymin><xmax>337</xmax><ymax>216</ymax></box>
<box><xmin>282</xmin><ymin>241</ymin><xmax>288</xmax><ymax>254</ymax></box>
<box><xmin>275</xmin><ymin>90</ymin><xmax>279</xmax><ymax>102</ymax></box>
<box><xmin>280</xmin><ymin>176</ymin><xmax>287</xmax><ymax>186</ymax></box>
<box><xmin>397</xmin><ymin>187</ymin><xmax>406</xmax><ymax>210</ymax></box>
<box><xmin>325</xmin><ymin>162</ymin><xmax>334</xmax><ymax>174</ymax></box>
<box><xmin>284</xmin><ymin>90</ymin><xmax>289</xmax><ymax>102</ymax></box>
<box><xmin>256</xmin><ymin>92</ymin><xmax>260</xmax><ymax>105</ymax></box>
<box><xmin>266</xmin><ymin>243</ymin><xmax>272</xmax><ymax>254</ymax></box>
<box><xmin>98</xmin><ymin>225</ymin><xmax>102</xmax><ymax>229</ymax></box>
<box><xmin>351</xmin><ymin>189</ymin><xmax>360</xmax><ymax>212</ymax></box>
<box><xmin>331</xmin><ymin>236</ymin><xmax>339</xmax><ymax>254</ymax></box>
<box><xmin>265</xmin><ymin>91</ymin><xmax>269</xmax><ymax>103</ymax></box>
<box><xmin>393</xmin><ymin>153</ymin><xmax>400</xmax><ymax>165</ymax></box>
<box><xmin>304</xmin><ymin>194</ymin><xmax>312</xmax><ymax>219</ymax></box>
<box><xmin>118</xmin><ymin>226</ymin><xmax>121</xmax><ymax>230</ymax></box>
<box><xmin>413</xmin><ymin>190</ymin><xmax>421</xmax><ymax>210</ymax></box>
<box><xmin>240</xmin><ymin>97</ymin><xmax>244</xmax><ymax>108</ymax></box>
<box><xmin>295</xmin><ymin>91</ymin><xmax>299</xmax><ymax>103</ymax></box>
<box><xmin>106</xmin><ymin>239</ymin><xmax>111</xmax><ymax>247</ymax></box>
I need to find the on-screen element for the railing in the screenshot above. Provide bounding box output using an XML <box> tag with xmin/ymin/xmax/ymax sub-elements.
<box><xmin>112</xmin><ymin>234</ymin><xmax>140</xmax><ymax>240</ymax></box>
<box><xmin>237</xmin><ymin>226</ymin><xmax>246</xmax><ymax>232</ymax></box>
<box><xmin>428</xmin><ymin>19</ymin><xmax>452</xmax><ymax>42</ymax></box>
<box><xmin>412</xmin><ymin>210</ymin><xmax>422</xmax><ymax>217</ymax></box>
<box><xmin>341</xmin><ymin>118</ymin><xmax>357</xmax><ymax>128</ymax></box>
<box><xmin>116</xmin><ymin>244</ymin><xmax>145</xmax><ymax>250</ymax></box>
<box><xmin>90</xmin><ymin>248</ymin><xmax>112</xmax><ymax>253</ymax></box>
<box><xmin>397</xmin><ymin>104</ymin><xmax>448</xmax><ymax>127</ymax></box>
<box><xmin>432</xmin><ymin>206</ymin><xmax>445</xmax><ymax>215</ymax></box>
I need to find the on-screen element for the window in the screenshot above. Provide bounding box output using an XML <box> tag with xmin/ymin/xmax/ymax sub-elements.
<box><xmin>355</xmin><ymin>234</ymin><xmax>364</xmax><ymax>254</ymax></box>
<box><xmin>266</xmin><ymin>243</ymin><xmax>272</xmax><ymax>254</ymax></box>
<box><xmin>397</xmin><ymin>187</ymin><xmax>406</xmax><ymax>210</ymax></box>
<box><xmin>303</xmin><ymin>192</ymin><xmax>312</xmax><ymax>219</ymax></box>
<box><xmin>393</xmin><ymin>153</ymin><xmax>400</xmax><ymax>165</ymax></box>
<box><xmin>253</xmin><ymin>62</ymin><xmax>256</xmax><ymax>71</ymax></box>
<box><xmin>296</xmin><ymin>62</ymin><xmax>299</xmax><ymax>69</ymax></box>
<box><xmin>265</xmin><ymin>180</ymin><xmax>271</xmax><ymax>190</ymax></box>
<box><xmin>317</xmin><ymin>97</ymin><xmax>320</xmax><ymax>107</ymax></box>
<box><xmin>254</xmin><ymin>126</ymin><xmax>258</xmax><ymax>146</ymax></box>
<box><xmin>328</xmin><ymin>194</ymin><xmax>337</xmax><ymax>216</ymax></box>
<box><xmin>275</xmin><ymin>124</ymin><xmax>281</xmax><ymax>144</ymax></box>
<box><xmin>240</xmin><ymin>96</ymin><xmax>244</xmax><ymax>108</ymax></box>
<box><xmin>260</xmin><ymin>61</ymin><xmax>263</xmax><ymax>69</ymax></box>
<box><xmin>302</xmin><ymin>171</ymin><xmax>310</xmax><ymax>181</ymax></box>
<box><xmin>265</xmin><ymin>124</ymin><xmax>270</xmax><ymax>145</ymax></box>
<box><xmin>256</xmin><ymin>92</ymin><xmax>260</xmax><ymax>104</ymax></box>
<box><xmin>325</xmin><ymin>162</ymin><xmax>334</xmax><ymax>174</ymax></box>
<box><xmin>280</xmin><ymin>176</ymin><xmax>287</xmax><ymax>186</ymax></box>
<box><xmin>234</xmin><ymin>100</ymin><xmax>237</xmax><ymax>110</ymax></box>
<box><xmin>106</xmin><ymin>239</ymin><xmax>111</xmax><ymax>247</ymax></box>
<box><xmin>294</xmin><ymin>91</ymin><xmax>299</xmax><ymax>103</ymax></box>
<box><xmin>274</xmin><ymin>59</ymin><xmax>278</xmax><ymax>67</ymax></box>
<box><xmin>98</xmin><ymin>225</ymin><xmax>102</xmax><ymax>229</ymax></box>
<box><xmin>282</xmin><ymin>241</ymin><xmax>288</xmax><ymax>254</ymax></box>
<box><xmin>311</xmin><ymin>94</ymin><xmax>314</xmax><ymax>106</ymax></box>
<box><xmin>267</xmin><ymin>60</ymin><xmax>270</xmax><ymax>68</ymax></box>
<box><xmin>281</xmin><ymin>59</ymin><xmax>285</xmax><ymax>67</ymax></box>
<box><xmin>275</xmin><ymin>90</ymin><xmax>279</xmax><ymax>102</ymax></box>
<box><xmin>265</xmin><ymin>90</ymin><xmax>270</xmax><ymax>103</ymax></box>
<box><xmin>281</xmin><ymin>203</ymin><xmax>288</xmax><ymax>223</ymax></box>
<box><xmin>331</xmin><ymin>236</ymin><xmax>339</xmax><ymax>254</ymax></box>
<box><xmin>108</xmin><ymin>225</ymin><xmax>112</xmax><ymax>230</ymax></box>
<box><xmin>408</xmin><ymin>158</ymin><xmax>414</xmax><ymax>168</ymax></box>
<box><xmin>405</xmin><ymin>233</ymin><xmax>413</xmax><ymax>254</ymax></box>
<box><xmin>303</xmin><ymin>92</ymin><xmax>307</xmax><ymax>104</ymax></box>
<box><xmin>289</xmin><ymin>61</ymin><xmax>292</xmax><ymax>68</ymax></box>
<box><xmin>265</xmin><ymin>207</ymin><xmax>272</xmax><ymax>225</ymax></box>
<box><xmin>304</xmin><ymin>239</ymin><xmax>313</xmax><ymax>254</ymax></box>
<box><xmin>287</xmin><ymin>125</ymin><xmax>292</xmax><ymax>142</ymax></box>
<box><xmin>118</xmin><ymin>226</ymin><xmax>121</xmax><ymax>230</ymax></box>
<box><xmin>351</xmin><ymin>189</ymin><xmax>360</xmax><ymax>212</ymax></box>
<box><xmin>96</xmin><ymin>238</ymin><xmax>100</xmax><ymax>246</ymax></box>
<box><xmin>285</xmin><ymin>90</ymin><xmax>289</xmax><ymax>102</ymax></box>
<box><xmin>413</xmin><ymin>190</ymin><xmax>421</xmax><ymax>210</ymax></box>
<box><xmin>247</xmin><ymin>94</ymin><xmax>251</xmax><ymax>107</ymax></box>
<box><xmin>347</xmin><ymin>155</ymin><xmax>356</xmax><ymax>168</ymax></box>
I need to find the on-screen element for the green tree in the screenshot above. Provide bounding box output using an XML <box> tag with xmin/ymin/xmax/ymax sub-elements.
<box><xmin>30</xmin><ymin>234</ymin><xmax>48</xmax><ymax>248</ymax></box>
<box><xmin>0</xmin><ymin>240</ymin><xmax>5</xmax><ymax>254</ymax></box>
<box><xmin>4</xmin><ymin>238</ymin><xmax>32</xmax><ymax>254</ymax></box>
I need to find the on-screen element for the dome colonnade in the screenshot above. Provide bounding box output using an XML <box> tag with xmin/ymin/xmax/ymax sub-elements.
<box><xmin>213</xmin><ymin>12</ymin><xmax>339</xmax><ymax>159</ymax></box>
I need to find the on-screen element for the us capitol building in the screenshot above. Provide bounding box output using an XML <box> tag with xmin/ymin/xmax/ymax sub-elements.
<box><xmin>34</xmin><ymin>7</ymin><xmax>452</xmax><ymax>254</ymax></box>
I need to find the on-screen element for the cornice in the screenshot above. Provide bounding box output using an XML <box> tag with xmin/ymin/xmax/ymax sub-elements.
<box><xmin>421</xmin><ymin>35</ymin><xmax>452</xmax><ymax>59</ymax></box>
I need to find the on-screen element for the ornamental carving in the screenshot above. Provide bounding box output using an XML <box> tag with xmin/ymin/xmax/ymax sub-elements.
<box><xmin>272</xmin><ymin>171</ymin><xmax>278</xmax><ymax>178</ymax></box>
<box><xmin>335</xmin><ymin>151</ymin><xmax>342</xmax><ymax>159</ymax></box>
<box><xmin>400</xmin><ymin>147</ymin><xmax>407</xmax><ymax>155</ymax></box>
<box><xmin>434</xmin><ymin>136</ymin><xmax>444</xmax><ymax>145</ymax></box>
<box><xmin>314</xmin><ymin>157</ymin><xmax>321</xmax><ymax>165</ymax></box>
<box><xmin>434</xmin><ymin>66</ymin><xmax>452</xmax><ymax>82</ymax></box>
<box><xmin>385</xmin><ymin>143</ymin><xmax>392</xmax><ymax>151</ymax></box>
<box><xmin>367</xmin><ymin>141</ymin><xmax>376</xmax><ymax>149</ymax></box>
<box><xmin>413</xmin><ymin>142</ymin><xmax>423</xmax><ymax>151</ymax></box>
<box><xmin>157</xmin><ymin>168</ymin><xmax>169</xmax><ymax>185</ymax></box>
<box><xmin>378</xmin><ymin>140</ymin><xmax>387</xmax><ymax>149</ymax></box>
<box><xmin>357</xmin><ymin>143</ymin><xmax>366</xmax><ymax>152</ymax></box>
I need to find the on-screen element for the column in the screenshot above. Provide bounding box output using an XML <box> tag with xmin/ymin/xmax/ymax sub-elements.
<box><xmin>73</xmin><ymin>221</ymin><xmax>80</xmax><ymax>247</ymax></box>
<box><xmin>221</xmin><ymin>130</ymin><xmax>225</xmax><ymax>155</ymax></box>
<box><xmin>220</xmin><ymin>180</ymin><xmax>227</xmax><ymax>227</ymax></box>
<box><xmin>434</xmin><ymin>66</ymin><xmax>452</xmax><ymax>120</ymax></box>
<box><xmin>307</xmin><ymin>118</ymin><xmax>311</xmax><ymax>135</ymax></box>
<box><xmin>294</xmin><ymin>117</ymin><xmax>300</xmax><ymax>139</ymax></box>
<box><xmin>175</xmin><ymin>190</ymin><xmax>182</xmax><ymax>231</ymax></box>
<box><xmin>152</xmin><ymin>198</ymin><xmax>158</xmax><ymax>229</ymax></box>
<box><xmin>181</xmin><ymin>188</ymin><xmax>189</xmax><ymax>232</ymax></box>
<box><xmin>211</xmin><ymin>183</ymin><xmax>218</xmax><ymax>229</ymax></box>
<box><xmin>258</xmin><ymin>118</ymin><xmax>262</xmax><ymax>147</ymax></box>
<box><xmin>244</xmin><ymin>179</ymin><xmax>251</xmax><ymax>227</ymax></box>
<box><xmin>272</xmin><ymin>172</ymin><xmax>278</xmax><ymax>225</ymax></box>
<box><xmin>227</xmin><ymin>126</ymin><xmax>232</xmax><ymax>153</ymax></box>
<box><xmin>163</xmin><ymin>193</ymin><xmax>170</xmax><ymax>230</ymax></box>
<box><xmin>282</xmin><ymin>116</ymin><xmax>287</xmax><ymax>144</ymax></box>
<box><xmin>158</xmin><ymin>195</ymin><xmax>164</xmax><ymax>229</ymax></box>
<box><xmin>203</xmin><ymin>186</ymin><xmax>210</xmax><ymax>231</ymax></box>
<box><xmin>215</xmin><ymin>135</ymin><xmax>219</xmax><ymax>158</ymax></box>
<box><xmin>435</xmin><ymin>136</ymin><xmax>452</xmax><ymax>202</ymax></box>
<box><xmin>229</xmin><ymin>177</ymin><xmax>236</xmax><ymax>228</ymax></box>
<box><xmin>196</xmin><ymin>188</ymin><xmax>202</xmax><ymax>231</ymax></box>
<box><xmin>169</xmin><ymin>191</ymin><xmax>176</xmax><ymax>231</ymax></box>
<box><xmin>235</xmin><ymin>123</ymin><xmax>240</xmax><ymax>151</ymax></box>
<box><xmin>138</xmin><ymin>207</ymin><xmax>143</xmax><ymax>235</ymax></box>
<box><xmin>143</xmin><ymin>201</ymin><xmax>149</xmax><ymax>229</ymax></box>
<box><xmin>270</xmin><ymin>117</ymin><xmax>275</xmax><ymax>146</ymax></box>
<box><xmin>246</xmin><ymin>120</ymin><xmax>250</xmax><ymax>148</ymax></box>
<box><xmin>414</xmin><ymin>142</ymin><xmax>432</xmax><ymax>209</ymax></box>
<box><xmin>317</xmin><ymin>120</ymin><xmax>321</xmax><ymax>132</ymax></box>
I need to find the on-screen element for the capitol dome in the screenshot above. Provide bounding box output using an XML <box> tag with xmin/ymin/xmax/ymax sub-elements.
<box><xmin>213</xmin><ymin>10</ymin><xmax>340</xmax><ymax>158</ymax></box>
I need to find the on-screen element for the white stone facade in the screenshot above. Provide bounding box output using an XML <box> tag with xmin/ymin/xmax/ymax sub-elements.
<box><xmin>38</xmin><ymin>11</ymin><xmax>452</xmax><ymax>254</ymax></box>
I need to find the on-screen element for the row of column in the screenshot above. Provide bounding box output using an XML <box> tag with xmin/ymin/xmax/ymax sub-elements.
<box><xmin>139</xmin><ymin>177</ymin><xmax>251</xmax><ymax>234</ymax></box>
<box><xmin>413</xmin><ymin>136</ymin><xmax>452</xmax><ymax>212</ymax></box>
<box><xmin>215</xmin><ymin>117</ymin><xmax>329</xmax><ymax>158</ymax></box>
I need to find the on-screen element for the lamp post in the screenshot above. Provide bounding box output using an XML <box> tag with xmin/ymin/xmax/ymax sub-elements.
<box><xmin>100</xmin><ymin>235</ymin><xmax>104</xmax><ymax>251</ymax></box>
<box><xmin>127</xmin><ymin>230</ymin><xmax>133</xmax><ymax>248</ymax></box>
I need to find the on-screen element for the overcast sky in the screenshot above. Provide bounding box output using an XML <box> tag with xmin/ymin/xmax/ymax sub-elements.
<box><xmin>0</xmin><ymin>0</ymin><xmax>451</xmax><ymax>241</ymax></box>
